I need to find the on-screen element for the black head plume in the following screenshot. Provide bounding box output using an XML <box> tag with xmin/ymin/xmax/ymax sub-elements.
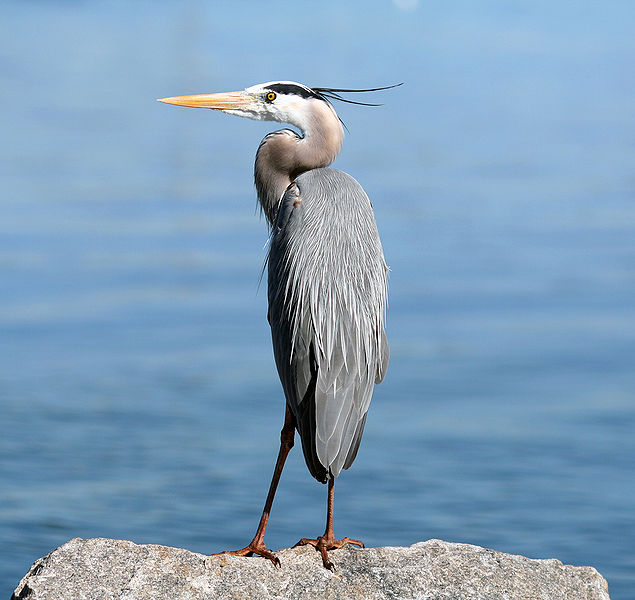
<box><xmin>311</xmin><ymin>83</ymin><xmax>403</xmax><ymax>106</ymax></box>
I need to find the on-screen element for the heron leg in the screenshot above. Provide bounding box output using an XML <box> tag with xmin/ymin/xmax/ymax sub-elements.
<box><xmin>212</xmin><ymin>405</ymin><xmax>295</xmax><ymax>567</ymax></box>
<box><xmin>294</xmin><ymin>476</ymin><xmax>364</xmax><ymax>570</ymax></box>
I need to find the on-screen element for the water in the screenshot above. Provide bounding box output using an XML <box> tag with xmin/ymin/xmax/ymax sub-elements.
<box><xmin>1</xmin><ymin>1</ymin><xmax>634</xmax><ymax>597</ymax></box>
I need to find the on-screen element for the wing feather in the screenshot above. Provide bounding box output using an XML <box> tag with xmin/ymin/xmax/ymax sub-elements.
<box><xmin>268</xmin><ymin>168</ymin><xmax>389</xmax><ymax>481</ymax></box>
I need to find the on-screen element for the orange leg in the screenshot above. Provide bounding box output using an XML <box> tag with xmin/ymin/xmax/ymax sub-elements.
<box><xmin>212</xmin><ymin>405</ymin><xmax>295</xmax><ymax>567</ymax></box>
<box><xmin>295</xmin><ymin>476</ymin><xmax>364</xmax><ymax>570</ymax></box>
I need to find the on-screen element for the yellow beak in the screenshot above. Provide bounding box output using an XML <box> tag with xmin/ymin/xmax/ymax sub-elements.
<box><xmin>157</xmin><ymin>91</ymin><xmax>249</xmax><ymax>110</ymax></box>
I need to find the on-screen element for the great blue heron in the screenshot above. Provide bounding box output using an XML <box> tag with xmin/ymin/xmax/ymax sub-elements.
<box><xmin>158</xmin><ymin>81</ymin><xmax>392</xmax><ymax>570</ymax></box>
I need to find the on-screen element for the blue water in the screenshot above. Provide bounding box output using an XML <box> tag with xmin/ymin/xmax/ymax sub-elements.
<box><xmin>1</xmin><ymin>1</ymin><xmax>634</xmax><ymax>598</ymax></box>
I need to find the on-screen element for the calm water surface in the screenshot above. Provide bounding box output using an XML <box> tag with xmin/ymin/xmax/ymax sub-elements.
<box><xmin>1</xmin><ymin>1</ymin><xmax>634</xmax><ymax>598</ymax></box>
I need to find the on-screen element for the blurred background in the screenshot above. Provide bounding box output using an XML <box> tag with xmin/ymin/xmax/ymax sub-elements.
<box><xmin>1</xmin><ymin>0</ymin><xmax>634</xmax><ymax>597</ymax></box>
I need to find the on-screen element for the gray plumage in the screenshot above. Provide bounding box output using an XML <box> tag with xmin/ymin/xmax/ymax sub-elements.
<box><xmin>267</xmin><ymin>168</ymin><xmax>389</xmax><ymax>482</ymax></box>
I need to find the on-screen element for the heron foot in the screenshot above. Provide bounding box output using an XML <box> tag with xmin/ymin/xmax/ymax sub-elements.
<box><xmin>211</xmin><ymin>543</ymin><xmax>280</xmax><ymax>568</ymax></box>
<box><xmin>294</xmin><ymin>536</ymin><xmax>364</xmax><ymax>570</ymax></box>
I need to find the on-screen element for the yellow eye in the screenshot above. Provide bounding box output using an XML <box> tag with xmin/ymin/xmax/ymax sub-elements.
<box><xmin>266</xmin><ymin>91</ymin><xmax>276</xmax><ymax>102</ymax></box>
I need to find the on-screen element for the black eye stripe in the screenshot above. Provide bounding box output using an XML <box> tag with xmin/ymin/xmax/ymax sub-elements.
<box><xmin>266</xmin><ymin>83</ymin><xmax>322</xmax><ymax>100</ymax></box>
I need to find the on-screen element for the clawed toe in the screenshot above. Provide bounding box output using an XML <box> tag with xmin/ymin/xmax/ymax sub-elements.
<box><xmin>212</xmin><ymin>544</ymin><xmax>280</xmax><ymax>567</ymax></box>
<box><xmin>337</xmin><ymin>537</ymin><xmax>364</xmax><ymax>549</ymax></box>
<box><xmin>294</xmin><ymin>535</ymin><xmax>364</xmax><ymax>570</ymax></box>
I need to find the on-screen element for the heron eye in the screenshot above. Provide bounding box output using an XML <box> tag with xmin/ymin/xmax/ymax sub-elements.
<box><xmin>265</xmin><ymin>91</ymin><xmax>277</xmax><ymax>103</ymax></box>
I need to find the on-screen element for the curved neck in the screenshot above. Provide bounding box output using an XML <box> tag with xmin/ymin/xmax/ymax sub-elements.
<box><xmin>255</xmin><ymin>100</ymin><xmax>344</xmax><ymax>226</ymax></box>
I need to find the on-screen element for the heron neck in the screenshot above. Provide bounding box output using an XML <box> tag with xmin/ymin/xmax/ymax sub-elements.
<box><xmin>255</xmin><ymin>103</ymin><xmax>344</xmax><ymax>226</ymax></box>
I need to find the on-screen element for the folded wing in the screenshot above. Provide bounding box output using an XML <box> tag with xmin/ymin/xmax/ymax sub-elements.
<box><xmin>268</xmin><ymin>168</ymin><xmax>389</xmax><ymax>482</ymax></box>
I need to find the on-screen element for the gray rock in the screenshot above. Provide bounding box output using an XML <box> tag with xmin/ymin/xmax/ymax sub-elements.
<box><xmin>12</xmin><ymin>537</ymin><xmax>610</xmax><ymax>600</ymax></box>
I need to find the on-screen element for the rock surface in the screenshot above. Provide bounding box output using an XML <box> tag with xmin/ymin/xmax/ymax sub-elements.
<box><xmin>12</xmin><ymin>537</ymin><xmax>610</xmax><ymax>600</ymax></box>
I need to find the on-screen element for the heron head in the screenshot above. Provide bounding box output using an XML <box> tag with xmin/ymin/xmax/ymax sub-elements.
<box><xmin>157</xmin><ymin>81</ymin><xmax>336</xmax><ymax>132</ymax></box>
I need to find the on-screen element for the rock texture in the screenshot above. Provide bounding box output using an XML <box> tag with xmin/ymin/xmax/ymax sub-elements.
<box><xmin>12</xmin><ymin>537</ymin><xmax>610</xmax><ymax>600</ymax></box>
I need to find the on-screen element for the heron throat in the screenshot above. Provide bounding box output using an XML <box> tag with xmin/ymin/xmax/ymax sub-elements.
<box><xmin>254</xmin><ymin>100</ymin><xmax>344</xmax><ymax>226</ymax></box>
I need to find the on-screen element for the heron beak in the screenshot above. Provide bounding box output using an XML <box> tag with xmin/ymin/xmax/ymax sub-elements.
<box><xmin>157</xmin><ymin>91</ymin><xmax>249</xmax><ymax>110</ymax></box>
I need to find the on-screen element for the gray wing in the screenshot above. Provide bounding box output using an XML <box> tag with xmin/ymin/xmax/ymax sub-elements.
<box><xmin>267</xmin><ymin>168</ymin><xmax>389</xmax><ymax>482</ymax></box>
